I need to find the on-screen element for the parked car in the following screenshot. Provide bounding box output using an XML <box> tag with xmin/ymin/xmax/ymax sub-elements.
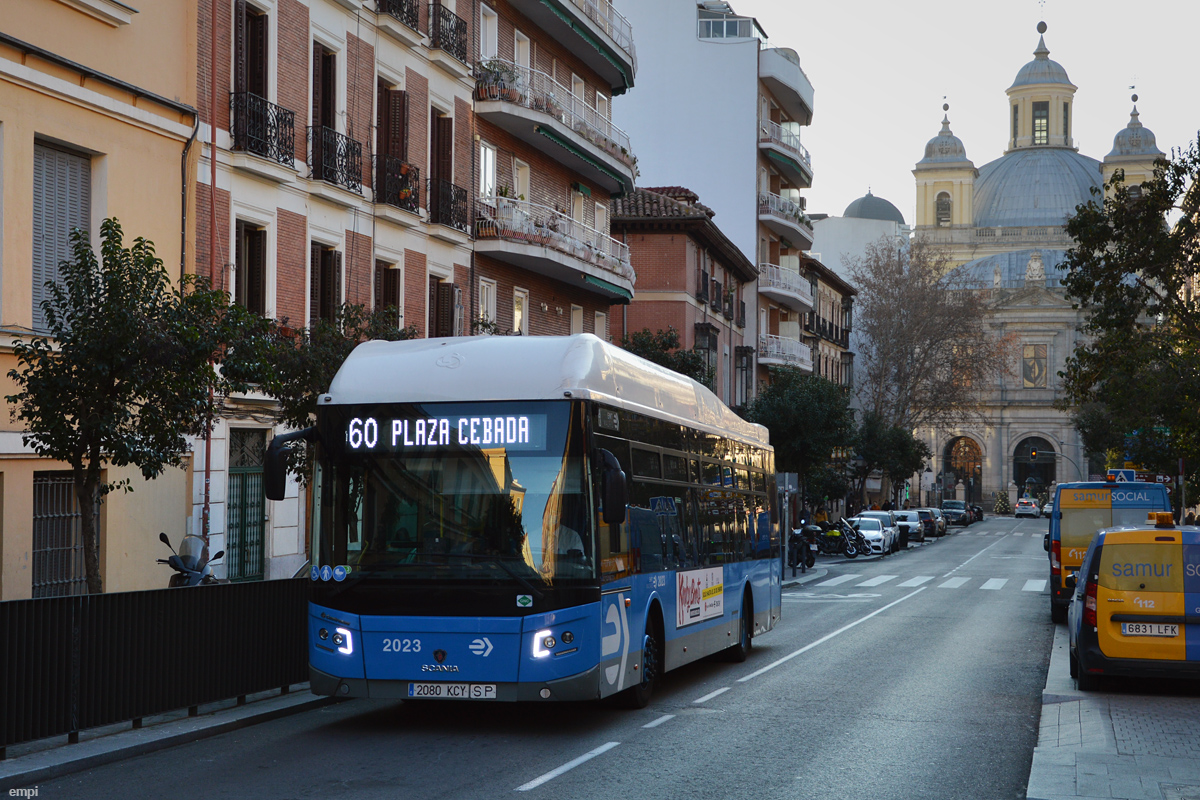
<box><xmin>857</xmin><ymin>511</ymin><xmax>900</xmax><ymax>553</ymax></box>
<box><xmin>847</xmin><ymin>517</ymin><xmax>889</xmax><ymax>556</ymax></box>
<box><xmin>1042</xmin><ymin>501</ymin><xmax>1054</xmax><ymax>517</ymax></box>
<box><xmin>913</xmin><ymin>508</ymin><xmax>938</xmax><ymax>540</ymax></box>
<box><xmin>1015</xmin><ymin>498</ymin><xmax>1040</xmax><ymax>518</ymax></box>
<box><xmin>941</xmin><ymin>499</ymin><xmax>974</xmax><ymax>526</ymax></box>
<box><xmin>921</xmin><ymin>507</ymin><xmax>947</xmax><ymax>536</ymax></box>
<box><xmin>892</xmin><ymin>509</ymin><xmax>926</xmax><ymax>544</ymax></box>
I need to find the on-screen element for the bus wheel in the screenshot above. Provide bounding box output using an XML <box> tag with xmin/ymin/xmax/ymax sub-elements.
<box><xmin>726</xmin><ymin>590</ymin><xmax>753</xmax><ymax>662</ymax></box>
<box><xmin>620</xmin><ymin>617</ymin><xmax>662</xmax><ymax>709</ymax></box>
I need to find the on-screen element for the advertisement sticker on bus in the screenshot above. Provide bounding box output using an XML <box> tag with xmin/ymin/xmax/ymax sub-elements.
<box><xmin>677</xmin><ymin>567</ymin><xmax>724</xmax><ymax>628</ymax></box>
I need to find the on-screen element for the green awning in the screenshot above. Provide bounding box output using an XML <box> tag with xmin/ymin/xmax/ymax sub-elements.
<box><xmin>540</xmin><ymin>0</ymin><xmax>633</xmax><ymax>94</ymax></box>
<box><xmin>535</xmin><ymin>125</ymin><xmax>632</xmax><ymax>196</ymax></box>
<box><xmin>583</xmin><ymin>273</ymin><xmax>632</xmax><ymax>303</ymax></box>
<box><xmin>766</xmin><ymin>148</ymin><xmax>808</xmax><ymax>176</ymax></box>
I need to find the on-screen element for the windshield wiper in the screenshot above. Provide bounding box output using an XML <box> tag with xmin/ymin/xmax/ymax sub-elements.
<box><xmin>440</xmin><ymin>554</ymin><xmax>546</xmax><ymax>600</ymax></box>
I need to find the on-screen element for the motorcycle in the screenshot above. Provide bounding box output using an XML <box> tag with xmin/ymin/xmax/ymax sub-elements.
<box><xmin>157</xmin><ymin>532</ymin><xmax>225</xmax><ymax>587</ymax></box>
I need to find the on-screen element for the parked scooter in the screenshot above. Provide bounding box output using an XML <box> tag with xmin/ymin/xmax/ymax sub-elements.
<box><xmin>787</xmin><ymin>525</ymin><xmax>819</xmax><ymax>575</ymax></box>
<box><xmin>157</xmin><ymin>532</ymin><xmax>225</xmax><ymax>587</ymax></box>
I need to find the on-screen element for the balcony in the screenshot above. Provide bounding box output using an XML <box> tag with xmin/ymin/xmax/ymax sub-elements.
<box><xmin>377</xmin><ymin>0</ymin><xmax>421</xmax><ymax>47</ymax></box>
<box><xmin>758</xmin><ymin>119</ymin><xmax>812</xmax><ymax>189</ymax></box>
<box><xmin>758</xmin><ymin>191</ymin><xmax>813</xmax><ymax>248</ymax></box>
<box><xmin>759</xmin><ymin>47</ymin><xmax>814</xmax><ymax>125</ymax></box>
<box><xmin>503</xmin><ymin>0</ymin><xmax>635</xmax><ymax>94</ymax></box>
<box><xmin>373</xmin><ymin>155</ymin><xmax>420</xmax><ymax>224</ymax></box>
<box><xmin>758</xmin><ymin>263</ymin><xmax>814</xmax><ymax>313</ymax></box>
<box><xmin>758</xmin><ymin>333</ymin><xmax>813</xmax><ymax>372</ymax></box>
<box><xmin>474</xmin><ymin>59</ymin><xmax>636</xmax><ymax>196</ymax></box>
<box><xmin>428</xmin><ymin>3</ymin><xmax>469</xmax><ymax>78</ymax></box>
<box><xmin>308</xmin><ymin>126</ymin><xmax>362</xmax><ymax>199</ymax></box>
<box><xmin>229</xmin><ymin>93</ymin><xmax>296</xmax><ymax>182</ymax></box>
<box><xmin>428</xmin><ymin>178</ymin><xmax>470</xmax><ymax>241</ymax></box>
<box><xmin>475</xmin><ymin>195</ymin><xmax>634</xmax><ymax>303</ymax></box>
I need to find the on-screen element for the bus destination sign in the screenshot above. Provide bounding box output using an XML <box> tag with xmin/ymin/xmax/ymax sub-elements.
<box><xmin>345</xmin><ymin>413</ymin><xmax>548</xmax><ymax>453</ymax></box>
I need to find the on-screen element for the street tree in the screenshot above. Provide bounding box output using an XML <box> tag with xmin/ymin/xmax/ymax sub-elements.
<box><xmin>7</xmin><ymin>220</ymin><xmax>241</xmax><ymax>593</ymax></box>
<box><xmin>847</xmin><ymin>412</ymin><xmax>930</xmax><ymax>507</ymax></box>
<box><xmin>617</xmin><ymin>327</ymin><xmax>713</xmax><ymax>387</ymax></box>
<box><xmin>1058</xmin><ymin>138</ymin><xmax>1200</xmax><ymax>483</ymax></box>
<box><xmin>744</xmin><ymin>368</ymin><xmax>855</xmax><ymax>504</ymax></box>
<box><xmin>847</xmin><ymin>236</ymin><xmax>1015</xmax><ymax>431</ymax></box>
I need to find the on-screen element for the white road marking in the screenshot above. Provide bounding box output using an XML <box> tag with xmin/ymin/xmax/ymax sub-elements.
<box><xmin>815</xmin><ymin>574</ymin><xmax>861</xmax><ymax>587</ymax></box>
<box><xmin>1023</xmin><ymin>579</ymin><xmax>1047</xmax><ymax>592</ymax></box>
<box><xmin>942</xmin><ymin>536</ymin><xmax>1009</xmax><ymax>577</ymax></box>
<box><xmin>938</xmin><ymin>577</ymin><xmax>970</xmax><ymax>589</ymax></box>
<box><xmin>981</xmin><ymin>578</ymin><xmax>1008</xmax><ymax>590</ymax></box>
<box><xmin>1012</xmin><ymin>532</ymin><xmax>1025</xmax><ymax>536</ymax></box>
<box><xmin>897</xmin><ymin>576</ymin><xmax>934</xmax><ymax>587</ymax></box>
<box><xmin>857</xmin><ymin>575</ymin><xmax>898</xmax><ymax>587</ymax></box>
<box><xmin>642</xmin><ymin>714</ymin><xmax>675</xmax><ymax>729</ymax></box>
<box><xmin>693</xmin><ymin>687</ymin><xmax>730</xmax><ymax>704</ymax></box>
<box><xmin>737</xmin><ymin>588</ymin><xmax>927</xmax><ymax>682</ymax></box>
<box><xmin>516</xmin><ymin>742</ymin><xmax>621</xmax><ymax>792</ymax></box>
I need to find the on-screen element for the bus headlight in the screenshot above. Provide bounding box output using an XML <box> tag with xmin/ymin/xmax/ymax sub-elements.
<box><xmin>533</xmin><ymin>629</ymin><xmax>552</xmax><ymax>658</ymax></box>
<box><xmin>334</xmin><ymin>627</ymin><xmax>354</xmax><ymax>655</ymax></box>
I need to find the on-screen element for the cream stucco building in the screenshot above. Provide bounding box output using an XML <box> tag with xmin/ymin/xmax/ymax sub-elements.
<box><xmin>912</xmin><ymin>22</ymin><xmax>1164</xmax><ymax>505</ymax></box>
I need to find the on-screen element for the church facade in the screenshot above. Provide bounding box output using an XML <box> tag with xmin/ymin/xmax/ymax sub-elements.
<box><xmin>911</xmin><ymin>23</ymin><xmax>1163</xmax><ymax>505</ymax></box>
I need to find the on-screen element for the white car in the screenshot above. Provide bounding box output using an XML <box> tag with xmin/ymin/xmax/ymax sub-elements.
<box><xmin>1015</xmin><ymin>498</ymin><xmax>1040</xmax><ymax>518</ymax></box>
<box><xmin>847</xmin><ymin>517</ymin><xmax>890</xmax><ymax>555</ymax></box>
<box><xmin>857</xmin><ymin>511</ymin><xmax>900</xmax><ymax>554</ymax></box>
<box><xmin>1042</xmin><ymin>501</ymin><xmax>1054</xmax><ymax>517</ymax></box>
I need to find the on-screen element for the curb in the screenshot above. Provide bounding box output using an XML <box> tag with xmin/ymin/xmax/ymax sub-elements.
<box><xmin>0</xmin><ymin>690</ymin><xmax>337</xmax><ymax>791</ymax></box>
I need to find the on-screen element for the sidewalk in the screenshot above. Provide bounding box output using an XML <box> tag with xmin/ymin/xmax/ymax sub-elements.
<box><xmin>0</xmin><ymin>686</ymin><xmax>333</xmax><ymax>791</ymax></box>
<box><xmin>1026</xmin><ymin>626</ymin><xmax>1200</xmax><ymax>800</ymax></box>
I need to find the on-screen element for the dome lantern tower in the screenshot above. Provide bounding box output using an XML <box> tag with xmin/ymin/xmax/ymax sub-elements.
<box><xmin>913</xmin><ymin>104</ymin><xmax>977</xmax><ymax>229</ymax></box>
<box><xmin>1102</xmin><ymin>95</ymin><xmax>1165</xmax><ymax>195</ymax></box>
<box><xmin>1006</xmin><ymin>22</ymin><xmax>1077</xmax><ymax>152</ymax></box>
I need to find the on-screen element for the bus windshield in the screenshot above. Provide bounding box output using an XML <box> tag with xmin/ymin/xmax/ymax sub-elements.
<box><xmin>312</xmin><ymin>400</ymin><xmax>594</xmax><ymax>584</ymax></box>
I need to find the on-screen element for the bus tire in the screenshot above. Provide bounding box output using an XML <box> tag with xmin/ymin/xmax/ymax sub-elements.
<box><xmin>726</xmin><ymin>589</ymin><xmax>753</xmax><ymax>663</ymax></box>
<box><xmin>619</xmin><ymin>612</ymin><xmax>662</xmax><ymax>709</ymax></box>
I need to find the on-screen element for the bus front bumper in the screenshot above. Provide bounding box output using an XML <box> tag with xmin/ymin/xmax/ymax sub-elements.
<box><xmin>310</xmin><ymin>664</ymin><xmax>602</xmax><ymax>702</ymax></box>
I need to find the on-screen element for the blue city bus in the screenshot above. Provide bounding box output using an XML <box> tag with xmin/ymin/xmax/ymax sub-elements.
<box><xmin>1045</xmin><ymin>480</ymin><xmax>1172</xmax><ymax>622</ymax></box>
<box><xmin>265</xmin><ymin>334</ymin><xmax>782</xmax><ymax>707</ymax></box>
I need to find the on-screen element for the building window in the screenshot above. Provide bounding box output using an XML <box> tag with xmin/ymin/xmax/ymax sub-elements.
<box><xmin>1063</xmin><ymin>101</ymin><xmax>1069</xmax><ymax>141</ymax></box>
<box><xmin>595</xmin><ymin>311</ymin><xmax>608</xmax><ymax>341</ymax></box>
<box><xmin>514</xmin><ymin>30</ymin><xmax>530</xmax><ymax>70</ymax></box>
<box><xmin>309</xmin><ymin>243</ymin><xmax>341</xmax><ymax>324</ymax></box>
<box><xmin>936</xmin><ymin>192</ymin><xmax>952</xmax><ymax>227</ymax></box>
<box><xmin>479</xmin><ymin>278</ymin><xmax>497</xmax><ymax>327</ymax></box>
<box><xmin>227</xmin><ymin>428</ymin><xmax>267</xmax><ymax>582</ymax></box>
<box><xmin>374</xmin><ymin>259</ymin><xmax>403</xmax><ymax>325</ymax></box>
<box><xmin>1011</xmin><ymin>104</ymin><xmax>1018</xmax><ymax>147</ymax></box>
<box><xmin>513</xmin><ymin>288</ymin><xmax>529</xmax><ymax>335</ymax></box>
<box><xmin>234</xmin><ymin>1</ymin><xmax>269</xmax><ymax>98</ymax></box>
<box><xmin>235</xmin><ymin>221</ymin><xmax>266</xmax><ymax>315</ymax></box>
<box><xmin>694</xmin><ymin>323</ymin><xmax>718</xmax><ymax>391</ymax></box>
<box><xmin>1032</xmin><ymin>101</ymin><xmax>1049</xmax><ymax>146</ymax></box>
<box><xmin>594</xmin><ymin>201</ymin><xmax>608</xmax><ymax>235</ymax></box>
<box><xmin>595</xmin><ymin>91</ymin><xmax>609</xmax><ymax>120</ymax></box>
<box><xmin>735</xmin><ymin>346</ymin><xmax>754</xmax><ymax>407</ymax></box>
<box><xmin>479</xmin><ymin>4</ymin><xmax>498</xmax><ymax>59</ymax></box>
<box><xmin>429</xmin><ymin>276</ymin><xmax>458</xmax><ymax>337</ymax></box>
<box><xmin>570</xmin><ymin>305</ymin><xmax>583</xmax><ymax>335</ymax></box>
<box><xmin>32</xmin><ymin>471</ymin><xmax>94</xmax><ymax>598</ymax></box>
<box><xmin>1023</xmin><ymin>344</ymin><xmax>1047</xmax><ymax>388</ymax></box>
<box><xmin>514</xmin><ymin>159</ymin><xmax>530</xmax><ymax>202</ymax></box>
<box><xmin>312</xmin><ymin>43</ymin><xmax>336</xmax><ymax>128</ymax></box>
<box><xmin>479</xmin><ymin>141</ymin><xmax>497</xmax><ymax>197</ymax></box>
<box><xmin>33</xmin><ymin>143</ymin><xmax>91</xmax><ymax>333</ymax></box>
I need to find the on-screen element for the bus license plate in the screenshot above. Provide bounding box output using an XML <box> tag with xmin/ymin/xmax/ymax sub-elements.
<box><xmin>408</xmin><ymin>682</ymin><xmax>498</xmax><ymax>700</ymax></box>
<box><xmin>1121</xmin><ymin>623</ymin><xmax>1178</xmax><ymax>637</ymax></box>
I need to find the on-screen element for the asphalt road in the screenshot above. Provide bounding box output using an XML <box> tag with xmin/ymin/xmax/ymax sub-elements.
<box><xmin>43</xmin><ymin>515</ymin><xmax>1056</xmax><ymax>800</ymax></box>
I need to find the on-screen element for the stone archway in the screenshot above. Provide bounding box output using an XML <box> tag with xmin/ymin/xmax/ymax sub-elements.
<box><xmin>1013</xmin><ymin>436</ymin><xmax>1056</xmax><ymax>499</ymax></box>
<box><xmin>942</xmin><ymin>436</ymin><xmax>983</xmax><ymax>504</ymax></box>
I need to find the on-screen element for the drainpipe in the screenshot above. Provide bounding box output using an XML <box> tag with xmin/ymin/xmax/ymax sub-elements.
<box><xmin>180</xmin><ymin>118</ymin><xmax>199</xmax><ymax>281</ymax></box>
<box><xmin>202</xmin><ymin>0</ymin><xmax>220</xmax><ymax>546</ymax></box>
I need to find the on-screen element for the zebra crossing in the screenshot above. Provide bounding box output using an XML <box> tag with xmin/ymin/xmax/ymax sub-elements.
<box><xmin>802</xmin><ymin>573</ymin><xmax>1047</xmax><ymax>593</ymax></box>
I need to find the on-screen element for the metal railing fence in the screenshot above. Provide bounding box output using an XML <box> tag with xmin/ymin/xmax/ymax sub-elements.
<box><xmin>230</xmin><ymin>92</ymin><xmax>296</xmax><ymax>168</ymax></box>
<box><xmin>308</xmin><ymin>125</ymin><xmax>362</xmax><ymax>193</ymax></box>
<box><xmin>429</xmin><ymin>3</ymin><xmax>468</xmax><ymax>64</ymax></box>
<box><xmin>378</xmin><ymin>0</ymin><xmax>419</xmax><ymax>31</ymax></box>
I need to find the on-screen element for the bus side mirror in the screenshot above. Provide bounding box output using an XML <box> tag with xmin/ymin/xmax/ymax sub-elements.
<box><xmin>265</xmin><ymin>427</ymin><xmax>318</xmax><ymax>502</ymax></box>
<box><xmin>598</xmin><ymin>449</ymin><xmax>627</xmax><ymax>525</ymax></box>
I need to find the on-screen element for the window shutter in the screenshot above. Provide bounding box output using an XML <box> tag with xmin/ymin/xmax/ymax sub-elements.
<box><xmin>330</xmin><ymin>250</ymin><xmax>343</xmax><ymax>317</ymax></box>
<box><xmin>385</xmin><ymin>267</ymin><xmax>400</xmax><ymax>311</ymax></box>
<box><xmin>437</xmin><ymin>115</ymin><xmax>453</xmax><ymax>183</ymax></box>
<box><xmin>310</xmin><ymin>242</ymin><xmax>321</xmax><ymax>323</ymax></box>
<box><xmin>436</xmin><ymin>282</ymin><xmax>455</xmax><ymax>337</ymax></box>
<box><xmin>234</xmin><ymin>0</ymin><xmax>248</xmax><ymax>94</ymax></box>
<box><xmin>311</xmin><ymin>42</ymin><xmax>323</xmax><ymax>128</ymax></box>
<box><xmin>248</xmin><ymin>10</ymin><xmax>268</xmax><ymax>97</ymax></box>
<box><xmin>374</xmin><ymin>259</ymin><xmax>385</xmax><ymax>311</ymax></box>
<box><xmin>248</xmin><ymin>228</ymin><xmax>266</xmax><ymax>316</ymax></box>
<box><xmin>321</xmin><ymin>51</ymin><xmax>336</xmax><ymax>127</ymax></box>
<box><xmin>32</xmin><ymin>144</ymin><xmax>90</xmax><ymax>333</ymax></box>
<box><xmin>387</xmin><ymin>90</ymin><xmax>408</xmax><ymax>159</ymax></box>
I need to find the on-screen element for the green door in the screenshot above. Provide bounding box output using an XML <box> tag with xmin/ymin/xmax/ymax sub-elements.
<box><xmin>228</xmin><ymin>429</ymin><xmax>267</xmax><ymax>581</ymax></box>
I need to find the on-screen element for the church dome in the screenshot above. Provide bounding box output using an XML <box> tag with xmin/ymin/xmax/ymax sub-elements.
<box><xmin>1009</xmin><ymin>26</ymin><xmax>1074</xmax><ymax>89</ymax></box>
<box><xmin>917</xmin><ymin>110</ymin><xmax>971</xmax><ymax>166</ymax></box>
<box><xmin>1106</xmin><ymin>103</ymin><xmax>1165</xmax><ymax>159</ymax></box>
<box><xmin>973</xmin><ymin>148</ymin><xmax>1102</xmax><ymax>227</ymax></box>
<box><xmin>946</xmin><ymin>249</ymin><xmax>1070</xmax><ymax>289</ymax></box>
<box><xmin>843</xmin><ymin>190</ymin><xmax>905</xmax><ymax>224</ymax></box>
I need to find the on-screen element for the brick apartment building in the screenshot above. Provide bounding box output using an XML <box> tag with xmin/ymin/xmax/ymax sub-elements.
<box><xmin>802</xmin><ymin>256</ymin><xmax>856</xmax><ymax>389</ymax></box>
<box><xmin>611</xmin><ymin>187</ymin><xmax>757</xmax><ymax>409</ymax></box>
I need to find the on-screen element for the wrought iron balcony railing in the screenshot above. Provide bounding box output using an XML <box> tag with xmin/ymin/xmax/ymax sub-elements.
<box><xmin>230</xmin><ymin>92</ymin><xmax>295</xmax><ymax>168</ymax></box>
<box><xmin>473</xmin><ymin>58</ymin><xmax>634</xmax><ymax>168</ymax></box>
<box><xmin>374</xmin><ymin>154</ymin><xmax>419</xmax><ymax>214</ymax></box>
<box><xmin>475</xmin><ymin>195</ymin><xmax>633</xmax><ymax>282</ymax></box>
<box><xmin>758</xmin><ymin>118</ymin><xmax>811</xmax><ymax>170</ymax></box>
<box><xmin>308</xmin><ymin>126</ymin><xmax>362</xmax><ymax>193</ymax></box>
<box><xmin>378</xmin><ymin>0</ymin><xmax>419</xmax><ymax>31</ymax></box>
<box><xmin>429</xmin><ymin>3</ymin><xmax>468</xmax><ymax>65</ymax></box>
<box><xmin>429</xmin><ymin>178</ymin><xmax>469</xmax><ymax>232</ymax></box>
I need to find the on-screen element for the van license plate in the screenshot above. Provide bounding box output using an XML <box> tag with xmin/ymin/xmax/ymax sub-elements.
<box><xmin>408</xmin><ymin>682</ymin><xmax>498</xmax><ymax>699</ymax></box>
<box><xmin>1121</xmin><ymin>623</ymin><xmax>1178</xmax><ymax>637</ymax></box>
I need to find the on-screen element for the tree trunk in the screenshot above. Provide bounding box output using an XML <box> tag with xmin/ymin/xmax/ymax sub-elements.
<box><xmin>75</xmin><ymin>470</ymin><xmax>103</xmax><ymax>594</ymax></box>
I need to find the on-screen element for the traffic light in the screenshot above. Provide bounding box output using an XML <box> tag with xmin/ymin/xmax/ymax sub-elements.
<box><xmin>1029</xmin><ymin>448</ymin><xmax>1038</xmax><ymax>462</ymax></box>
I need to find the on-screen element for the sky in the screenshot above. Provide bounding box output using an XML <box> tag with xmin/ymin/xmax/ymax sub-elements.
<box><xmin>728</xmin><ymin>0</ymin><xmax>1200</xmax><ymax>225</ymax></box>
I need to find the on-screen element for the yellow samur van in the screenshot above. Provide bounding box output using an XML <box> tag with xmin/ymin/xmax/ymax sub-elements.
<box><xmin>1066</xmin><ymin>512</ymin><xmax>1200</xmax><ymax>690</ymax></box>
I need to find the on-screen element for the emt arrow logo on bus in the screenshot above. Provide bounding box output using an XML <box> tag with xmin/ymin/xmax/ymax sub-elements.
<box><xmin>469</xmin><ymin>637</ymin><xmax>493</xmax><ymax>657</ymax></box>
